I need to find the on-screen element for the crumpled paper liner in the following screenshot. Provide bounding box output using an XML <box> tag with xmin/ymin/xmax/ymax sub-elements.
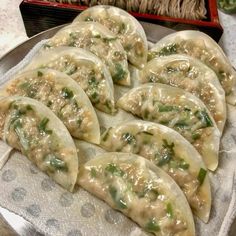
<box><xmin>0</xmin><ymin>38</ymin><xmax>236</xmax><ymax>236</ymax></box>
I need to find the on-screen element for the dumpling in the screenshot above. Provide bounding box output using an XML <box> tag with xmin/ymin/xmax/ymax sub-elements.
<box><xmin>0</xmin><ymin>96</ymin><xmax>78</xmax><ymax>191</ymax></box>
<box><xmin>148</xmin><ymin>30</ymin><xmax>236</xmax><ymax>105</ymax></box>
<box><xmin>100</xmin><ymin>120</ymin><xmax>211</xmax><ymax>222</ymax></box>
<box><xmin>117</xmin><ymin>83</ymin><xmax>221</xmax><ymax>171</ymax></box>
<box><xmin>23</xmin><ymin>47</ymin><xmax>116</xmax><ymax>114</ymax></box>
<box><xmin>140</xmin><ymin>55</ymin><xmax>226</xmax><ymax>133</ymax></box>
<box><xmin>78</xmin><ymin>152</ymin><xmax>195</xmax><ymax>236</ymax></box>
<box><xmin>44</xmin><ymin>22</ymin><xmax>130</xmax><ymax>86</ymax></box>
<box><xmin>74</xmin><ymin>5</ymin><xmax>148</xmax><ymax>68</ymax></box>
<box><xmin>0</xmin><ymin>69</ymin><xmax>100</xmax><ymax>144</ymax></box>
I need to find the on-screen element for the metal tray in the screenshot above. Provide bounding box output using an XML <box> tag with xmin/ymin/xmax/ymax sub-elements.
<box><xmin>0</xmin><ymin>21</ymin><xmax>235</xmax><ymax>236</ymax></box>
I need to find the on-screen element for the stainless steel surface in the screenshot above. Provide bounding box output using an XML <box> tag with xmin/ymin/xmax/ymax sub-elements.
<box><xmin>0</xmin><ymin>207</ymin><xmax>43</xmax><ymax>236</ymax></box>
<box><xmin>0</xmin><ymin>25</ymin><xmax>64</xmax><ymax>75</ymax></box>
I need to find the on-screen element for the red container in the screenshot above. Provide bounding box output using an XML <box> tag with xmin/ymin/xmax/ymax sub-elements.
<box><xmin>20</xmin><ymin>0</ymin><xmax>223</xmax><ymax>41</ymax></box>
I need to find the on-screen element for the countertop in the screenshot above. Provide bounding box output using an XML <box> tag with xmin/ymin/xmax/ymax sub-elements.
<box><xmin>0</xmin><ymin>1</ymin><xmax>236</xmax><ymax>235</ymax></box>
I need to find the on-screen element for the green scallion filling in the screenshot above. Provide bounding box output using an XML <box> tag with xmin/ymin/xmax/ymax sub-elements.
<box><xmin>158</xmin><ymin>43</ymin><xmax>178</xmax><ymax>56</ymax></box>
<box><xmin>113</xmin><ymin>63</ymin><xmax>127</xmax><ymax>82</ymax></box>
<box><xmin>122</xmin><ymin>133</ymin><xmax>136</xmax><ymax>144</ymax></box>
<box><xmin>109</xmin><ymin>186</ymin><xmax>127</xmax><ymax>209</ymax></box>
<box><xmin>197</xmin><ymin>168</ymin><xmax>207</xmax><ymax>185</ymax></box>
<box><xmin>158</xmin><ymin>139</ymin><xmax>175</xmax><ymax>166</ymax></box>
<box><xmin>38</xmin><ymin>117</ymin><xmax>52</xmax><ymax>135</ymax></box>
<box><xmin>45</xmin><ymin>154</ymin><xmax>68</xmax><ymax>172</ymax></box>
<box><xmin>105</xmin><ymin>163</ymin><xmax>125</xmax><ymax>177</ymax></box>
<box><xmin>90</xmin><ymin>168</ymin><xmax>97</xmax><ymax>178</ymax></box>
<box><xmin>195</xmin><ymin>110</ymin><xmax>213</xmax><ymax>127</ymax></box>
<box><xmin>166</xmin><ymin>203</ymin><xmax>173</xmax><ymax>218</ymax></box>
<box><xmin>37</xmin><ymin>71</ymin><xmax>43</xmax><ymax>77</ymax></box>
<box><xmin>145</xmin><ymin>218</ymin><xmax>160</xmax><ymax>232</ymax></box>
<box><xmin>61</xmin><ymin>87</ymin><xmax>74</xmax><ymax>99</ymax></box>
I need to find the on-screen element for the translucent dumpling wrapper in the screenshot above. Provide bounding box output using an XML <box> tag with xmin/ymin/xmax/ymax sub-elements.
<box><xmin>117</xmin><ymin>83</ymin><xmax>221</xmax><ymax>171</ymax></box>
<box><xmin>0</xmin><ymin>96</ymin><xmax>78</xmax><ymax>192</ymax></box>
<box><xmin>140</xmin><ymin>55</ymin><xmax>226</xmax><ymax>133</ymax></box>
<box><xmin>0</xmin><ymin>69</ymin><xmax>100</xmax><ymax>144</ymax></box>
<box><xmin>44</xmin><ymin>22</ymin><xmax>130</xmax><ymax>86</ymax></box>
<box><xmin>100</xmin><ymin>120</ymin><xmax>211</xmax><ymax>222</ymax></box>
<box><xmin>148</xmin><ymin>30</ymin><xmax>236</xmax><ymax>105</ymax></box>
<box><xmin>78</xmin><ymin>152</ymin><xmax>195</xmax><ymax>236</ymax></box>
<box><xmin>23</xmin><ymin>47</ymin><xmax>116</xmax><ymax>114</ymax></box>
<box><xmin>74</xmin><ymin>5</ymin><xmax>148</xmax><ymax>69</ymax></box>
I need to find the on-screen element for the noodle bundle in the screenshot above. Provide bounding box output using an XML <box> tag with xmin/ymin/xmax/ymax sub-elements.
<box><xmin>42</xmin><ymin>0</ymin><xmax>207</xmax><ymax>20</ymax></box>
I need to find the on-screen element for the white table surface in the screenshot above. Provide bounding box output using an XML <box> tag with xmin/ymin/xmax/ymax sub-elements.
<box><xmin>0</xmin><ymin>1</ymin><xmax>235</xmax><ymax>235</ymax></box>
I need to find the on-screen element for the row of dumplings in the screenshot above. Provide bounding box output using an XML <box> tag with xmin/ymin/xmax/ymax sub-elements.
<box><xmin>0</xmin><ymin>5</ymin><xmax>235</xmax><ymax>236</ymax></box>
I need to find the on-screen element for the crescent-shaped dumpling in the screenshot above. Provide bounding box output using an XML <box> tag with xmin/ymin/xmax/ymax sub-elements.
<box><xmin>0</xmin><ymin>96</ymin><xmax>78</xmax><ymax>191</ymax></box>
<box><xmin>117</xmin><ymin>83</ymin><xmax>221</xmax><ymax>171</ymax></box>
<box><xmin>140</xmin><ymin>55</ymin><xmax>226</xmax><ymax>133</ymax></box>
<box><xmin>148</xmin><ymin>30</ymin><xmax>236</xmax><ymax>105</ymax></box>
<box><xmin>23</xmin><ymin>47</ymin><xmax>116</xmax><ymax>114</ymax></box>
<box><xmin>78</xmin><ymin>152</ymin><xmax>195</xmax><ymax>236</ymax></box>
<box><xmin>0</xmin><ymin>69</ymin><xmax>100</xmax><ymax>144</ymax></box>
<box><xmin>44</xmin><ymin>22</ymin><xmax>130</xmax><ymax>86</ymax></box>
<box><xmin>74</xmin><ymin>5</ymin><xmax>148</xmax><ymax>68</ymax></box>
<box><xmin>100</xmin><ymin>120</ymin><xmax>211</xmax><ymax>222</ymax></box>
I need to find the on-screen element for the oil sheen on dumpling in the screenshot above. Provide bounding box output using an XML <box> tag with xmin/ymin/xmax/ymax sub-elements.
<box><xmin>23</xmin><ymin>47</ymin><xmax>116</xmax><ymax>114</ymax></box>
<box><xmin>44</xmin><ymin>22</ymin><xmax>130</xmax><ymax>86</ymax></box>
<box><xmin>148</xmin><ymin>30</ymin><xmax>236</xmax><ymax>105</ymax></box>
<box><xmin>78</xmin><ymin>152</ymin><xmax>195</xmax><ymax>236</ymax></box>
<box><xmin>100</xmin><ymin>120</ymin><xmax>211</xmax><ymax>222</ymax></box>
<box><xmin>0</xmin><ymin>96</ymin><xmax>78</xmax><ymax>191</ymax></box>
<box><xmin>140</xmin><ymin>55</ymin><xmax>226</xmax><ymax>133</ymax></box>
<box><xmin>117</xmin><ymin>83</ymin><xmax>221</xmax><ymax>171</ymax></box>
<box><xmin>74</xmin><ymin>5</ymin><xmax>148</xmax><ymax>68</ymax></box>
<box><xmin>0</xmin><ymin>69</ymin><xmax>100</xmax><ymax>144</ymax></box>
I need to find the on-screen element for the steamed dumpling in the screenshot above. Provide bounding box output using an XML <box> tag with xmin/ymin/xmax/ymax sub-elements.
<box><xmin>117</xmin><ymin>83</ymin><xmax>221</xmax><ymax>171</ymax></box>
<box><xmin>0</xmin><ymin>96</ymin><xmax>78</xmax><ymax>191</ymax></box>
<box><xmin>78</xmin><ymin>152</ymin><xmax>195</xmax><ymax>236</ymax></box>
<box><xmin>74</xmin><ymin>5</ymin><xmax>148</xmax><ymax>68</ymax></box>
<box><xmin>44</xmin><ymin>22</ymin><xmax>130</xmax><ymax>86</ymax></box>
<box><xmin>148</xmin><ymin>30</ymin><xmax>236</xmax><ymax>105</ymax></box>
<box><xmin>100</xmin><ymin>120</ymin><xmax>211</xmax><ymax>222</ymax></box>
<box><xmin>140</xmin><ymin>55</ymin><xmax>226</xmax><ymax>133</ymax></box>
<box><xmin>0</xmin><ymin>69</ymin><xmax>100</xmax><ymax>144</ymax></box>
<box><xmin>23</xmin><ymin>47</ymin><xmax>116</xmax><ymax>114</ymax></box>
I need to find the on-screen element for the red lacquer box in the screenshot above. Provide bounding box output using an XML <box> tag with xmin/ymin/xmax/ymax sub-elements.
<box><xmin>20</xmin><ymin>0</ymin><xmax>223</xmax><ymax>41</ymax></box>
